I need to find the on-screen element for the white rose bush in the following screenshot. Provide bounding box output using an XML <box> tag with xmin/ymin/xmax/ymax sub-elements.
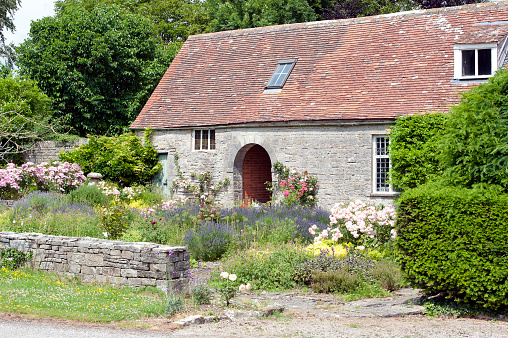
<box><xmin>311</xmin><ymin>200</ymin><xmax>397</xmax><ymax>249</ymax></box>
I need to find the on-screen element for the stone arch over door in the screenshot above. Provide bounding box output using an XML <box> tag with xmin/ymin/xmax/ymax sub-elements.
<box><xmin>233</xmin><ymin>143</ymin><xmax>273</xmax><ymax>203</ymax></box>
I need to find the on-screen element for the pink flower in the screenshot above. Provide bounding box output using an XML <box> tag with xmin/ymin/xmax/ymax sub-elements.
<box><xmin>283</xmin><ymin>190</ymin><xmax>290</xmax><ymax>197</ymax></box>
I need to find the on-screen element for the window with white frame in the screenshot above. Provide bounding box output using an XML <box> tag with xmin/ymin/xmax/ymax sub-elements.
<box><xmin>194</xmin><ymin>130</ymin><xmax>215</xmax><ymax>150</ymax></box>
<box><xmin>454</xmin><ymin>44</ymin><xmax>497</xmax><ymax>80</ymax></box>
<box><xmin>266</xmin><ymin>59</ymin><xmax>297</xmax><ymax>89</ymax></box>
<box><xmin>373</xmin><ymin>136</ymin><xmax>393</xmax><ymax>193</ymax></box>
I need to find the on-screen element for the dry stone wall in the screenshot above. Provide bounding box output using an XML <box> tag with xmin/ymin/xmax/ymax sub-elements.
<box><xmin>0</xmin><ymin>232</ymin><xmax>190</xmax><ymax>291</ymax></box>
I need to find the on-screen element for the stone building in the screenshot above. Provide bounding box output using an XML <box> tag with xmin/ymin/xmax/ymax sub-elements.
<box><xmin>131</xmin><ymin>2</ymin><xmax>508</xmax><ymax>208</ymax></box>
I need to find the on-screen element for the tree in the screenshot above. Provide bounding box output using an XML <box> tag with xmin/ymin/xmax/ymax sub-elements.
<box><xmin>0</xmin><ymin>0</ymin><xmax>20</xmax><ymax>43</ymax></box>
<box><xmin>55</xmin><ymin>0</ymin><xmax>211</xmax><ymax>46</ymax></box>
<box><xmin>322</xmin><ymin>0</ymin><xmax>413</xmax><ymax>20</ymax></box>
<box><xmin>206</xmin><ymin>0</ymin><xmax>318</xmax><ymax>32</ymax></box>
<box><xmin>436</xmin><ymin>69</ymin><xmax>508</xmax><ymax>190</ymax></box>
<box><xmin>412</xmin><ymin>0</ymin><xmax>484</xmax><ymax>9</ymax></box>
<box><xmin>17</xmin><ymin>4</ymin><xmax>171</xmax><ymax>136</ymax></box>
<box><xmin>0</xmin><ymin>70</ymin><xmax>59</xmax><ymax>163</ymax></box>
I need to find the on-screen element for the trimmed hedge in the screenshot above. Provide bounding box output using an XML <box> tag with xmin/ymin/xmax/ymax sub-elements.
<box><xmin>396</xmin><ymin>184</ymin><xmax>508</xmax><ymax>310</ymax></box>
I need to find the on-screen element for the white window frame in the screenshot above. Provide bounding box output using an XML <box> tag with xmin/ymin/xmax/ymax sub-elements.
<box><xmin>454</xmin><ymin>44</ymin><xmax>497</xmax><ymax>80</ymax></box>
<box><xmin>193</xmin><ymin>129</ymin><xmax>216</xmax><ymax>151</ymax></box>
<box><xmin>372</xmin><ymin>135</ymin><xmax>395</xmax><ymax>195</ymax></box>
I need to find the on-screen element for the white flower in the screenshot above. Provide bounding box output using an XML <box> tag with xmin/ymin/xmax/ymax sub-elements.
<box><xmin>229</xmin><ymin>274</ymin><xmax>237</xmax><ymax>282</ymax></box>
<box><xmin>356</xmin><ymin>246</ymin><xmax>365</xmax><ymax>251</ymax></box>
<box><xmin>239</xmin><ymin>284</ymin><xmax>246</xmax><ymax>291</ymax></box>
<box><xmin>246</xmin><ymin>283</ymin><xmax>251</xmax><ymax>291</ymax></box>
<box><xmin>220</xmin><ymin>271</ymin><xmax>229</xmax><ymax>279</ymax></box>
<box><xmin>103</xmin><ymin>232</ymin><xmax>108</xmax><ymax>238</ymax></box>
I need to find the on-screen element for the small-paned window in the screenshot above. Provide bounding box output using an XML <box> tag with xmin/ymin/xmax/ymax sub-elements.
<box><xmin>454</xmin><ymin>44</ymin><xmax>497</xmax><ymax>79</ymax></box>
<box><xmin>194</xmin><ymin>130</ymin><xmax>215</xmax><ymax>150</ymax></box>
<box><xmin>266</xmin><ymin>59</ymin><xmax>297</xmax><ymax>89</ymax></box>
<box><xmin>373</xmin><ymin>136</ymin><xmax>393</xmax><ymax>193</ymax></box>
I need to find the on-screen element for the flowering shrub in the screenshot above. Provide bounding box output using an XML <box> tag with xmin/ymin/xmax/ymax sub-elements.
<box><xmin>0</xmin><ymin>161</ymin><xmax>85</xmax><ymax>199</ymax></box>
<box><xmin>92</xmin><ymin>181</ymin><xmax>144</xmax><ymax>202</ymax></box>
<box><xmin>266</xmin><ymin>162</ymin><xmax>318</xmax><ymax>208</ymax></box>
<box><xmin>305</xmin><ymin>241</ymin><xmax>347</xmax><ymax>258</ymax></box>
<box><xmin>312</xmin><ymin>200</ymin><xmax>396</xmax><ymax>249</ymax></box>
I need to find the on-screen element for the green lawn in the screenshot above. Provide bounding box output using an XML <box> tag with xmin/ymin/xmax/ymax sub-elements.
<box><xmin>0</xmin><ymin>267</ymin><xmax>166</xmax><ymax>322</ymax></box>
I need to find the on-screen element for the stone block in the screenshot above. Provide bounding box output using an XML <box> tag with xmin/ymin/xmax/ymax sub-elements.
<box><xmin>121</xmin><ymin>250</ymin><xmax>134</xmax><ymax>259</ymax></box>
<box><xmin>81</xmin><ymin>266</ymin><xmax>96</xmax><ymax>275</ymax></box>
<box><xmin>127</xmin><ymin>278</ymin><xmax>142</xmax><ymax>287</ymax></box>
<box><xmin>107</xmin><ymin>276</ymin><xmax>128</xmax><ymax>285</ymax></box>
<box><xmin>39</xmin><ymin>261</ymin><xmax>53</xmax><ymax>270</ymax></box>
<box><xmin>121</xmin><ymin>269</ymin><xmax>137</xmax><ymax>278</ymax></box>
<box><xmin>69</xmin><ymin>263</ymin><xmax>81</xmax><ymax>274</ymax></box>
<box><xmin>110</xmin><ymin>249</ymin><xmax>121</xmax><ymax>256</ymax></box>
<box><xmin>97</xmin><ymin>267</ymin><xmax>121</xmax><ymax>277</ymax></box>
<box><xmin>84</xmin><ymin>253</ymin><xmax>104</xmax><ymax>267</ymax></box>
<box><xmin>140</xmin><ymin>278</ymin><xmax>156</xmax><ymax>286</ymax></box>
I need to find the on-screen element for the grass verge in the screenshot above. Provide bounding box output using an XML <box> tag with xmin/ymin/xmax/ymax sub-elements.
<box><xmin>0</xmin><ymin>268</ymin><xmax>166</xmax><ymax>322</ymax></box>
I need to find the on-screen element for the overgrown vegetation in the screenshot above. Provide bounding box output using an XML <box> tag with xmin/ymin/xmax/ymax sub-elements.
<box><xmin>389</xmin><ymin>112</ymin><xmax>446</xmax><ymax>191</ymax></box>
<box><xmin>60</xmin><ymin>130</ymin><xmax>161</xmax><ymax>186</ymax></box>
<box><xmin>389</xmin><ymin>70</ymin><xmax>508</xmax><ymax>313</ymax></box>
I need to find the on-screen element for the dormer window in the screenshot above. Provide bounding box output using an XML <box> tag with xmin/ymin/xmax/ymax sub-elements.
<box><xmin>265</xmin><ymin>59</ymin><xmax>297</xmax><ymax>89</ymax></box>
<box><xmin>454</xmin><ymin>44</ymin><xmax>497</xmax><ymax>80</ymax></box>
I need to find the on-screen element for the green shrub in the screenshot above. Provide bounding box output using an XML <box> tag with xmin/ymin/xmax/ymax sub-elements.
<box><xmin>67</xmin><ymin>184</ymin><xmax>110</xmax><ymax>207</ymax></box>
<box><xmin>311</xmin><ymin>270</ymin><xmax>361</xmax><ymax>293</ymax></box>
<box><xmin>191</xmin><ymin>285</ymin><xmax>212</xmax><ymax>305</ymax></box>
<box><xmin>396</xmin><ymin>184</ymin><xmax>508</xmax><ymax>310</ymax></box>
<box><xmin>222</xmin><ymin>243</ymin><xmax>310</xmax><ymax>290</ymax></box>
<box><xmin>369</xmin><ymin>259</ymin><xmax>405</xmax><ymax>292</ymax></box>
<box><xmin>0</xmin><ymin>248</ymin><xmax>32</xmax><ymax>270</ymax></box>
<box><xmin>389</xmin><ymin>112</ymin><xmax>446</xmax><ymax>191</ymax></box>
<box><xmin>60</xmin><ymin>130</ymin><xmax>161</xmax><ymax>187</ymax></box>
<box><xmin>294</xmin><ymin>249</ymin><xmax>374</xmax><ymax>286</ymax></box>
<box><xmin>436</xmin><ymin>69</ymin><xmax>508</xmax><ymax>190</ymax></box>
<box><xmin>98</xmin><ymin>205</ymin><xmax>129</xmax><ymax>240</ymax></box>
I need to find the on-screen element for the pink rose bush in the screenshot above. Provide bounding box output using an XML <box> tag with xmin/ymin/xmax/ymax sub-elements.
<box><xmin>0</xmin><ymin>161</ymin><xmax>86</xmax><ymax>199</ymax></box>
<box><xmin>267</xmin><ymin>162</ymin><xmax>318</xmax><ymax>208</ymax></box>
<box><xmin>311</xmin><ymin>200</ymin><xmax>397</xmax><ymax>249</ymax></box>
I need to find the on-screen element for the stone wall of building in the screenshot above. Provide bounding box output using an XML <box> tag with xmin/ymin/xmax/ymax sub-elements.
<box><xmin>0</xmin><ymin>232</ymin><xmax>190</xmax><ymax>291</ymax></box>
<box><xmin>142</xmin><ymin>122</ymin><xmax>396</xmax><ymax>209</ymax></box>
<box><xmin>23</xmin><ymin>138</ymin><xmax>88</xmax><ymax>164</ymax></box>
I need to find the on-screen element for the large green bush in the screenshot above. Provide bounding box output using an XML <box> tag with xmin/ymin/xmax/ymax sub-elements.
<box><xmin>437</xmin><ymin>69</ymin><xmax>508</xmax><ymax>190</ymax></box>
<box><xmin>389</xmin><ymin>112</ymin><xmax>446</xmax><ymax>191</ymax></box>
<box><xmin>60</xmin><ymin>130</ymin><xmax>161</xmax><ymax>186</ymax></box>
<box><xmin>395</xmin><ymin>184</ymin><xmax>508</xmax><ymax>310</ymax></box>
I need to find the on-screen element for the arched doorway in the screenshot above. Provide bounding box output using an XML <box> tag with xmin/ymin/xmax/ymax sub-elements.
<box><xmin>234</xmin><ymin>144</ymin><xmax>272</xmax><ymax>204</ymax></box>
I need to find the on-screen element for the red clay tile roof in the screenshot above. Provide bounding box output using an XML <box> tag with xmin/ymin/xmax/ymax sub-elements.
<box><xmin>131</xmin><ymin>2</ymin><xmax>508</xmax><ymax>130</ymax></box>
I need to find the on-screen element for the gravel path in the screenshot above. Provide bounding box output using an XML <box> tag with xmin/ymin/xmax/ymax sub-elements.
<box><xmin>0</xmin><ymin>288</ymin><xmax>507</xmax><ymax>338</ymax></box>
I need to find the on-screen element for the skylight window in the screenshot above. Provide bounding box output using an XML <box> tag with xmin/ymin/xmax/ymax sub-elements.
<box><xmin>266</xmin><ymin>59</ymin><xmax>297</xmax><ymax>89</ymax></box>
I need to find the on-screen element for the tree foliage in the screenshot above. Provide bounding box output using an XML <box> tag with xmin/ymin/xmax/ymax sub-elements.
<box><xmin>389</xmin><ymin>112</ymin><xmax>446</xmax><ymax>191</ymax></box>
<box><xmin>0</xmin><ymin>71</ymin><xmax>58</xmax><ymax>164</ymax></box>
<box><xmin>59</xmin><ymin>131</ymin><xmax>161</xmax><ymax>186</ymax></box>
<box><xmin>206</xmin><ymin>0</ymin><xmax>318</xmax><ymax>32</ymax></box>
<box><xmin>0</xmin><ymin>0</ymin><xmax>20</xmax><ymax>43</ymax></box>
<box><xmin>322</xmin><ymin>0</ymin><xmax>411</xmax><ymax>20</ymax></box>
<box><xmin>17</xmin><ymin>4</ymin><xmax>171</xmax><ymax>137</ymax></box>
<box><xmin>55</xmin><ymin>0</ymin><xmax>210</xmax><ymax>45</ymax></box>
<box><xmin>436</xmin><ymin>69</ymin><xmax>508</xmax><ymax>190</ymax></box>
<box><xmin>412</xmin><ymin>0</ymin><xmax>484</xmax><ymax>9</ymax></box>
